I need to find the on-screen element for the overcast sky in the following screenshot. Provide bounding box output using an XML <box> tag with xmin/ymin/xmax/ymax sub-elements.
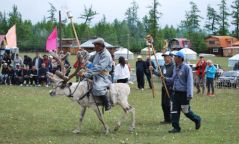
<box><xmin>1</xmin><ymin>0</ymin><xmax>234</xmax><ymax>28</ymax></box>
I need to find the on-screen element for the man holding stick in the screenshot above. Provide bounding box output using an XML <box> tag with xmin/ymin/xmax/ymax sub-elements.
<box><xmin>151</xmin><ymin>51</ymin><xmax>174</xmax><ymax>124</ymax></box>
<box><xmin>163</xmin><ymin>51</ymin><xmax>201</xmax><ymax>133</ymax></box>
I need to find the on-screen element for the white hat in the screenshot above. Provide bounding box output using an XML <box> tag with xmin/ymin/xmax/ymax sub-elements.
<box><xmin>137</xmin><ymin>55</ymin><xmax>142</xmax><ymax>59</ymax></box>
<box><xmin>162</xmin><ymin>51</ymin><xmax>172</xmax><ymax>57</ymax></box>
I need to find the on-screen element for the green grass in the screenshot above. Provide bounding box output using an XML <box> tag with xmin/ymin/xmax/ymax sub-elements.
<box><xmin>0</xmin><ymin>54</ymin><xmax>238</xmax><ymax>144</ymax></box>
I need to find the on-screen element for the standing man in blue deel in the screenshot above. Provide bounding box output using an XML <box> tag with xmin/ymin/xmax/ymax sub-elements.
<box><xmin>164</xmin><ymin>51</ymin><xmax>201</xmax><ymax>133</ymax></box>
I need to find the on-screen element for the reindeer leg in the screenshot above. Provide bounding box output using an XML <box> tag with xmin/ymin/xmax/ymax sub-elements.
<box><xmin>92</xmin><ymin>105</ymin><xmax>109</xmax><ymax>135</ymax></box>
<box><xmin>73</xmin><ymin>106</ymin><xmax>87</xmax><ymax>134</ymax></box>
<box><xmin>114</xmin><ymin>111</ymin><xmax>127</xmax><ymax>132</ymax></box>
<box><xmin>128</xmin><ymin>106</ymin><xmax>136</xmax><ymax>132</ymax></box>
<box><xmin>117</xmin><ymin>102</ymin><xmax>136</xmax><ymax>132</ymax></box>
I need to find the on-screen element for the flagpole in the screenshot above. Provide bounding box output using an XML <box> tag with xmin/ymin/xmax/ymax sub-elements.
<box><xmin>59</xmin><ymin>10</ymin><xmax>62</xmax><ymax>52</ymax></box>
<box><xmin>66</xmin><ymin>11</ymin><xmax>81</xmax><ymax>50</ymax></box>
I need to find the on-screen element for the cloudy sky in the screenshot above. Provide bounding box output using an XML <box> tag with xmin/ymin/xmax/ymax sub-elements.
<box><xmin>1</xmin><ymin>0</ymin><xmax>234</xmax><ymax>28</ymax></box>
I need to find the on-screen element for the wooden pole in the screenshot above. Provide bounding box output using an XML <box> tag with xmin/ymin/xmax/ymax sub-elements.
<box><xmin>152</xmin><ymin>47</ymin><xmax>170</xmax><ymax>98</ymax></box>
<box><xmin>147</xmin><ymin>40</ymin><xmax>155</xmax><ymax>98</ymax></box>
<box><xmin>67</xmin><ymin>11</ymin><xmax>81</xmax><ymax>50</ymax></box>
<box><xmin>59</xmin><ymin>11</ymin><xmax>62</xmax><ymax>52</ymax></box>
<box><xmin>127</xmin><ymin>34</ymin><xmax>130</xmax><ymax>60</ymax></box>
<box><xmin>146</xmin><ymin>35</ymin><xmax>170</xmax><ymax>98</ymax></box>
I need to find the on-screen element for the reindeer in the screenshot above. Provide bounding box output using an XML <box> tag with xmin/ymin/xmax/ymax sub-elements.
<box><xmin>47</xmin><ymin>51</ymin><xmax>135</xmax><ymax>134</ymax></box>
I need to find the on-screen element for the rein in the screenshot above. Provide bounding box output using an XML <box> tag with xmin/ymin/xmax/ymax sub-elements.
<box><xmin>67</xmin><ymin>80</ymin><xmax>92</xmax><ymax>101</ymax></box>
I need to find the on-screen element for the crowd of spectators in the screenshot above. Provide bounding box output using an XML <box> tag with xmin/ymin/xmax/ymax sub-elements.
<box><xmin>0</xmin><ymin>51</ymin><xmax>70</xmax><ymax>87</ymax></box>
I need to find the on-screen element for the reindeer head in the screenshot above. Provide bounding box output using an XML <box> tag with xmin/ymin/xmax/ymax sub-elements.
<box><xmin>47</xmin><ymin>72</ymin><xmax>72</xmax><ymax>96</ymax></box>
<box><xmin>47</xmin><ymin>50</ymin><xmax>89</xmax><ymax>96</ymax></box>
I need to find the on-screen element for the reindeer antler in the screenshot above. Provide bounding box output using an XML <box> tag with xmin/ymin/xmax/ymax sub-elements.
<box><xmin>66</xmin><ymin>50</ymin><xmax>90</xmax><ymax>82</ymax></box>
<box><xmin>49</xmin><ymin>50</ymin><xmax>90</xmax><ymax>83</ymax></box>
<box><xmin>49</xmin><ymin>51</ymin><xmax>69</xmax><ymax>82</ymax></box>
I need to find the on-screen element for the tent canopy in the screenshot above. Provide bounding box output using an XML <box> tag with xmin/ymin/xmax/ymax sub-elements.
<box><xmin>141</xmin><ymin>47</ymin><xmax>153</xmax><ymax>55</ymax></box>
<box><xmin>114</xmin><ymin>48</ymin><xmax>134</xmax><ymax>60</ymax></box>
<box><xmin>179</xmin><ymin>48</ymin><xmax>197</xmax><ymax>60</ymax></box>
<box><xmin>81</xmin><ymin>38</ymin><xmax>116</xmax><ymax>48</ymax></box>
<box><xmin>151</xmin><ymin>52</ymin><xmax>165</xmax><ymax>67</ymax></box>
<box><xmin>228</xmin><ymin>54</ymin><xmax>239</xmax><ymax>67</ymax></box>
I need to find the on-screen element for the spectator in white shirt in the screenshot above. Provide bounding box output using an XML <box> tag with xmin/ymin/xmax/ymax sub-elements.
<box><xmin>114</xmin><ymin>56</ymin><xmax>130</xmax><ymax>83</ymax></box>
<box><xmin>13</xmin><ymin>54</ymin><xmax>23</xmax><ymax>68</ymax></box>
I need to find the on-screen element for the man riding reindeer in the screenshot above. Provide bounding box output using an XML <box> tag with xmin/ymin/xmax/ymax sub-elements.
<box><xmin>66</xmin><ymin>38</ymin><xmax>113</xmax><ymax>111</ymax></box>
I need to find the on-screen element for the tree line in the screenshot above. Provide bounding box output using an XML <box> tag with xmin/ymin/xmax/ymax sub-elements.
<box><xmin>1</xmin><ymin>0</ymin><xmax>239</xmax><ymax>53</ymax></box>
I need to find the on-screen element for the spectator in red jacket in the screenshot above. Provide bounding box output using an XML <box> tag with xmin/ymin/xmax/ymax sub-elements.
<box><xmin>195</xmin><ymin>56</ymin><xmax>207</xmax><ymax>94</ymax></box>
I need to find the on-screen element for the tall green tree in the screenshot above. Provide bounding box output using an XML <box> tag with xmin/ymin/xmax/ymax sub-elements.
<box><xmin>94</xmin><ymin>16</ymin><xmax>118</xmax><ymax>44</ymax></box>
<box><xmin>205</xmin><ymin>5</ymin><xmax>219</xmax><ymax>35</ymax></box>
<box><xmin>47</xmin><ymin>3</ymin><xmax>57</xmax><ymax>23</ymax></box>
<box><xmin>161</xmin><ymin>25</ymin><xmax>177</xmax><ymax>40</ymax></box>
<box><xmin>125</xmin><ymin>1</ymin><xmax>145</xmax><ymax>51</ymax></box>
<box><xmin>8</xmin><ymin>5</ymin><xmax>22</xmax><ymax>27</ymax></box>
<box><xmin>0</xmin><ymin>12</ymin><xmax>8</xmax><ymax>34</ymax></box>
<box><xmin>125</xmin><ymin>1</ymin><xmax>139</xmax><ymax>35</ymax></box>
<box><xmin>180</xmin><ymin>1</ymin><xmax>202</xmax><ymax>33</ymax></box>
<box><xmin>113</xmin><ymin>19</ymin><xmax>130</xmax><ymax>48</ymax></box>
<box><xmin>143</xmin><ymin>0</ymin><xmax>162</xmax><ymax>50</ymax></box>
<box><xmin>180</xmin><ymin>2</ymin><xmax>205</xmax><ymax>52</ymax></box>
<box><xmin>79</xmin><ymin>5</ymin><xmax>97</xmax><ymax>25</ymax></box>
<box><xmin>218</xmin><ymin>0</ymin><xmax>230</xmax><ymax>35</ymax></box>
<box><xmin>231</xmin><ymin>0</ymin><xmax>239</xmax><ymax>37</ymax></box>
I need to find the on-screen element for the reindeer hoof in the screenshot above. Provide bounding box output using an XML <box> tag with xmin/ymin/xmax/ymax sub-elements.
<box><xmin>105</xmin><ymin>130</ymin><xmax>109</xmax><ymax>135</ymax></box>
<box><xmin>114</xmin><ymin>125</ymin><xmax>120</xmax><ymax>132</ymax></box>
<box><xmin>104</xmin><ymin>128</ymin><xmax>109</xmax><ymax>135</ymax></box>
<box><xmin>72</xmin><ymin>128</ymin><xmax>80</xmax><ymax>134</ymax></box>
<box><xmin>128</xmin><ymin>127</ymin><xmax>135</xmax><ymax>133</ymax></box>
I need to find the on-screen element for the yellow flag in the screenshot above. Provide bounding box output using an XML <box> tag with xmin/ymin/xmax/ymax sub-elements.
<box><xmin>6</xmin><ymin>24</ymin><xmax>17</xmax><ymax>48</ymax></box>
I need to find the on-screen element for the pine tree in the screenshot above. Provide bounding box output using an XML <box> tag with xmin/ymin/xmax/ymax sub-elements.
<box><xmin>125</xmin><ymin>1</ymin><xmax>145</xmax><ymax>51</ymax></box>
<box><xmin>205</xmin><ymin>5</ymin><xmax>219</xmax><ymax>35</ymax></box>
<box><xmin>218</xmin><ymin>0</ymin><xmax>230</xmax><ymax>35</ymax></box>
<box><xmin>79</xmin><ymin>5</ymin><xmax>97</xmax><ymax>25</ymax></box>
<box><xmin>47</xmin><ymin>3</ymin><xmax>57</xmax><ymax>23</ymax></box>
<box><xmin>231</xmin><ymin>0</ymin><xmax>239</xmax><ymax>37</ymax></box>
<box><xmin>143</xmin><ymin>0</ymin><xmax>162</xmax><ymax>50</ymax></box>
<box><xmin>180</xmin><ymin>1</ymin><xmax>202</xmax><ymax>33</ymax></box>
<box><xmin>0</xmin><ymin>12</ymin><xmax>8</xmax><ymax>34</ymax></box>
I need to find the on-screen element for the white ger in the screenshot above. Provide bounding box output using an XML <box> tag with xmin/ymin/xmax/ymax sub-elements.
<box><xmin>47</xmin><ymin>73</ymin><xmax>135</xmax><ymax>134</ymax></box>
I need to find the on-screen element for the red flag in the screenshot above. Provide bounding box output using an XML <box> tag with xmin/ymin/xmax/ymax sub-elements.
<box><xmin>46</xmin><ymin>27</ymin><xmax>58</xmax><ymax>52</ymax></box>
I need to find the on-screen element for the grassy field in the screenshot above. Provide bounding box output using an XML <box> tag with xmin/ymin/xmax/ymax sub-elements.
<box><xmin>0</xmin><ymin>54</ymin><xmax>239</xmax><ymax>144</ymax></box>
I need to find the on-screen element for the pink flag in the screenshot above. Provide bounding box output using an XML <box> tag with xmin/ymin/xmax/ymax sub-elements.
<box><xmin>6</xmin><ymin>24</ymin><xmax>17</xmax><ymax>48</ymax></box>
<box><xmin>46</xmin><ymin>27</ymin><xmax>58</xmax><ymax>52</ymax></box>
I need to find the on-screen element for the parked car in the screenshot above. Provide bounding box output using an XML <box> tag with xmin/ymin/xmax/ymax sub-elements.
<box><xmin>217</xmin><ymin>71</ymin><xmax>239</xmax><ymax>88</ymax></box>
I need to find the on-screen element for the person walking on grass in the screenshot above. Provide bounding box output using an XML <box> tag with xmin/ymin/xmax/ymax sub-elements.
<box><xmin>164</xmin><ymin>51</ymin><xmax>201</xmax><ymax>133</ymax></box>
<box><xmin>151</xmin><ymin>51</ymin><xmax>174</xmax><ymax>124</ymax></box>
<box><xmin>114</xmin><ymin>56</ymin><xmax>130</xmax><ymax>83</ymax></box>
<box><xmin>136</xmin><ymin>55</ymin><xmax>145</xmax><ymax>91</ymax></box>
<box><xmin>205</xmin><ymin>60</ymin><xmax>217</xmax><ymax>97</ymax></box>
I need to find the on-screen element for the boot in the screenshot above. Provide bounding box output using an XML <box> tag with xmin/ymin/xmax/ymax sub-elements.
<box><xmin>168</xmin><ymin>128</ymin><xmax>181</xmax><ymax>133</ymax></box>
<box><xmin>195</xmin><ymin>119</ymin><xmax>201</xmax><ymax>130</ymax></box>
<box><xmin>102</xmin><ymin>95</ymin><xmax>111</xmax><ymax>111</ymax></box>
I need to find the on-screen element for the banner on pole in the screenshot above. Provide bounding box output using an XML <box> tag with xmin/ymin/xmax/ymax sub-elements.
<box><xmin>46</xmin><ymin>27</ymin><xmax>58</xmax><ymax>52</ymax></box>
